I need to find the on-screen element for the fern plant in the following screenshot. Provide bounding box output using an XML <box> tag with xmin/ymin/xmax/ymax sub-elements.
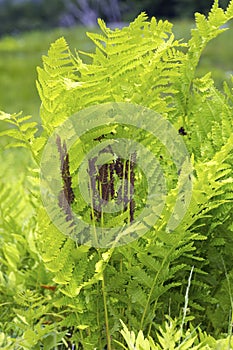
<box><xmin>1</xmin><ymin>1</ymin><xmax>233</xmax><ymax>349</ymax></box>
<box><xmin>116</xmin><ymin>317</ymin><xmax>233</xmax><ymax>350</ymax></box>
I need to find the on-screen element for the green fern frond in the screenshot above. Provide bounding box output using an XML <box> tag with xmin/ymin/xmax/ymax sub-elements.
<box><xmin>6</xmin><ymin>4</ymin><xmax>230</xmax><ymax>346</ymax></box>
<box><xmin>0</xmin><ymin>111</ymin><xmax>39</xmax><ymax>159</ymax></box>
<box><xmin>36</xmin><ymin>37</ymin><xmax>76</xmax><ymax>131</ymax></box>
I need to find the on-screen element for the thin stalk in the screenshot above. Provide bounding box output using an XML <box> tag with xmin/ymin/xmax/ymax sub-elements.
<box><xmin>88</xmin><ymin>160</ymin><xmax>104</xmax><ymax>348</ymax></box>
<box><xmin>147</xmin><ymin>300</ymin><xmax>158</xmax><ymax>336</ymax></box>
<box><xmin>88</xmin><ymin>158</ymin><xmax>98</xmax><ymax>245</ymax></box>
<box><xmin>141</xmin><ymin>238</ymin><xmax>181</xmax><ymax>332</ymax></box>
<box><xmin>221</xmin><ymin>256</ymin><xmax>233</xmax><ymax>348</ymax></box>
<box><xmin>180</xmin><ymin>266</ymin><xmax>194</xmax><ymax>340</ymax></box>
<box><xmin>119</xmin><ymin>257</ymin><xmax>125</xmax><ymax>319</ymax></box>
<box><xmin>96</xmin><ymin>284</ymin><xmax>102</xmax><ymax>349</ymax></box>
<box><xmin>127</xmin><ymin>159</ymin><xmax>131</xmax><ymax>225</ymax></box>
<box><xmin>99</xmin><ymin>169</ymin><xmax>104</xmax><ymax>231</ymax></box>
<box><xmin>97</xmin><ymin>162</ymin><xmax>112</xmax><ymax>350</ymax></box>
<box><xmin>122</xmin><ymin>159</ymin><xmax>127</xmax><ymax>215</ymax></box>
<box><xmin>101</xmin><ymin>274</ymin><xmax>112</xmax><ymax>350</ymax></box>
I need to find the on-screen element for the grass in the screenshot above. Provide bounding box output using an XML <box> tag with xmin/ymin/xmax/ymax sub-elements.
<box><xmin>0</xmin><ymin>26</ymin><xmax>96</xmax><ymax>181</ymax></box>
<box><xmin>0</xmin><ymin>19</ymin><xmax>233</xmax><ymax>121</ymax></box>
<box><xmin>0</xmin><ymin>26</ymin><xmax>96</xmax><ymax>121</ymax></box>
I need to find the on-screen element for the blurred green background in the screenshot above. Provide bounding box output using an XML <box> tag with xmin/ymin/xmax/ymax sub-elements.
<box><xmin>0</xmin><ymin>0</ymin><xmax>233</xmax><ymax>121</ymax></box>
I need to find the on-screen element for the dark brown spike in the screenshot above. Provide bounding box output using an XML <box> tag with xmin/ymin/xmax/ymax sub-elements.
<box><xmin>88</xmin><ymin>157</ymin><xmax>101</xmax><ymax>221</ymax></box>
<box><xmin>109</xmin><ymin>162</ymin><xmax>115</xmax><ymax>199</ymax></box>
<box><xmin>56</xmin><ymin>135</ymin><xmax>75</xmax><ymax>222</ymax></box>
<box><xmin>98</xmin><ymin>163</ymin><xmax>110</xmax><ymax>201</ymax></box>
<box><xmin>114</xmin><ymin>157</ymin><xmax>124</xmax><ymax>179</ymax></box>
<box><xmin>129</xmin><ymin>199</ymin><xmax>135</xmax><ymax>223</ymax></box>
<box><xmin>129</xmin><ymin>152</ymin><xmax>137</xmax><ymax>222</ymax></box>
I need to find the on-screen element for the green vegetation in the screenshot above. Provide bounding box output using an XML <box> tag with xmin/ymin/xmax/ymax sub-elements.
<box><xmin>1</xmin><ymin>18</ymin><xmax>233</xmax><ymax>121</ymax></box>
<box><xmin>0</xmin><ymin>26</ymin><xmax>95</xmax><ymax>120</ymax></box>
<box><xmin>1</xmin><ymin>1</ymin><xmax>233</xmax><ymax>349</ymax></box>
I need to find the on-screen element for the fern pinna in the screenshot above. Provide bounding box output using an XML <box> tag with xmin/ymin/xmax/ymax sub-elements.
<box><xmin>1</xmin><ymin>0</ymin><xmax>233</xmax><ymax>349</ymax></box>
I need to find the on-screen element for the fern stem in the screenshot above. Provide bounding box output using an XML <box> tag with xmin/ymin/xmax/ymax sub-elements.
<box><xmin>96</xmin><ymin>284</ymin><xmax>102</xmax><ymax>349</ymax></box>
<box><xmin>180</xmin><ymin>265</ymin><xmax>194</xmax><ymax>340</ymax></box>
<box><xmin>101</xmin><ymin>274</ymin><xmax>112</xmax><ymax>350</ymax></box>
<box><xmin>88</xmin><ymin>158</ymin><xmax>98</xmax><ymax>245</ymax></box>
<box><xmin>122</xmin><ymin>159</ymin><xmax>127</xmax><ymax>215</ymax></box>
<box><xmin>127</xmin><ymin>159</ymin><xmax>131</xmax><ymax>225</ymax></box>
<box><xmin>99</xmin><ymin>171</ymin><xmax>104</xmax><ymax>231</ymax></box>
<box><xmin>147</xmin><ymin>300</ymin><xmax>158</xmax><ymax>336</ymax></box>
<box><xmin>97</xmin><ymin>161</ymin><xmax>112</xmax><ymax>349</ymax></box>
<box><xmin>221</xmin><ymin>256</ymin><xmax>233</xmax><ymax>346</ymax></box>
<box><xmin>140</xmin><ymin>237</ymin><xmax>181</xmax><ymax>332</ymax></box>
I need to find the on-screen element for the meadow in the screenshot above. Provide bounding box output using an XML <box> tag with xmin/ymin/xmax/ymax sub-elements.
<box><xmin>1</xmin><ymin>19</ymin><xmax>233</xmax><ymax>120</ymax></box>
<box><xmin>0</xmin><ymin>26</ymin><xmax>94</xmax><ymax>120</ymax></box>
